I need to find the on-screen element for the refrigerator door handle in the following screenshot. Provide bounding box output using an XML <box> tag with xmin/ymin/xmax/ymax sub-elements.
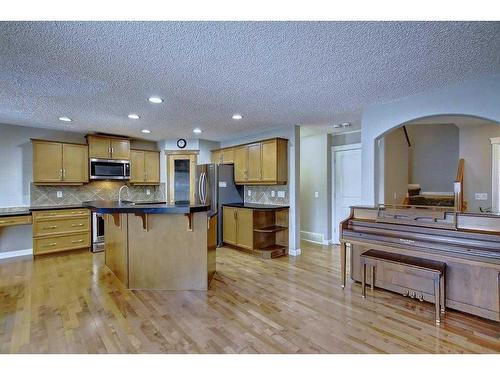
<box><xmin>201</xmin><ymin>172</ymin><xmax>207</xmax><ymax>204</ymax></box>
<box><xmin>198</xmin><ymin>171</ymin><xmax>203</xmax><ymax>204</ymax></box>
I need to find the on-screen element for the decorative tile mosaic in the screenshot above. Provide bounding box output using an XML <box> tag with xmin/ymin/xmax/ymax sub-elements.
<box><xmin>244</xmin><ymin>184</ymin><xmax>289</xmax><ymax>206</ymax></box>
<box><xmin>30</xmin><ymin>181</ymin><xmax>166</xmax><ymax>206</ymax></box>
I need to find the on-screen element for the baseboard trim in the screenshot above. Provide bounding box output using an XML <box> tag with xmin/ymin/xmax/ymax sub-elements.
<box><xmin>288</xmin><ymin>248</ymin><xmax>301</xmax><ymax>256</ymax></box>
<box><xmin>300</xmin><ymin>230</ymin><xmax>332</xmax><ymax>245</ymax></box>
<box><xmin>0</xmin><ymin>248</ymin><xmax>33</xmax><ymax>260</ymax></box>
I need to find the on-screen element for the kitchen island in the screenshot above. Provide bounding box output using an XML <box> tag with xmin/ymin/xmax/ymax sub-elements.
<box><xmin>84</xmin><ymin>201</ymin><xmax>216</xmax><ymax>291</ymax></box>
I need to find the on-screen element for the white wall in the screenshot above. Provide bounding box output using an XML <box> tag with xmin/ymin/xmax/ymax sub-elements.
<box><xmin>362</xmin><ymin>75</ymin><xmax>500</xmax><ymax>205</ymax></box>
<box><xmin>0</xmin><ymin>123</ymin><xmax>87</xmax><ymax>207</ymax></box>
<box><xmin>407</xmin><ymin>124</ymin><xmax>459</xmax><ymax>192</ymax></box>
<box><xmin>459</xmin><ymin>123</ymin><xmax>500</xmax><ymax>212</ymax></box>
<box><xmin>221</xmin><ymin>126</ymin><xmax>301</xmax><ymax>255</ymax></box>
<box><xmin>383</xmin><ymin>127</ymin><xmax>409</xmax><ymax>205</ymax></box>
<box><xmin>300</xmin><ymin>134</ymin><xmax>331</xmax><ymax>242</ymax></box>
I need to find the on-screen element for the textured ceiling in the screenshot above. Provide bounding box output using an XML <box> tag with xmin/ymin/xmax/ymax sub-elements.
<box><xmin>0</xmin><ymin>21</ymin><xmax>499</xmax><ymax>141</ymax></box>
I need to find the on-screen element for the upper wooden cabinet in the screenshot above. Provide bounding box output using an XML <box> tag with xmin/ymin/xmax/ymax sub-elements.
<box><xmin>214</xmin><ymin>138</ymin><xmax>287</xmax><ymax>185</ymax></box>
<box><xmin>130</xmin><ymin>149</ymin><xmax>160</xmax><ymax>185</ymax></box>
<box><xmin>87</xmin><ymin>135</ymin><xmax>130</xmax><ymax>160</ymax></box>
<box><xmin>32</xmin><ymin>140</ymin><xmax>88</xmax><ymax>185</ymax></box>
<box><xmin>211</xmin><ymin>147</ymin><xmax>235</xmax><ymax>164</ymax></box>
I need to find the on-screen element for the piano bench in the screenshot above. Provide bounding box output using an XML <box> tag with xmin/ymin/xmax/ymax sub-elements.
<box><xmin>360</xmin><ymin>249</ymin><xmax>446</xmax><ymax>324</ymax></box>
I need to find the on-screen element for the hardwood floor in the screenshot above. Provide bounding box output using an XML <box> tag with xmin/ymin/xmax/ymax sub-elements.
<box><xmin>0</xmin><ymin>242</ymin><xmax>499</xmax><ymax>353</ymax></box>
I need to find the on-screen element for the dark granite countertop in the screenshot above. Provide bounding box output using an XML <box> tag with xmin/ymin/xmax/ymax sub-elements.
<box><xmin>223</xmin><ymin>202</ymin><xmax>289</xmax><ymax>210</ymax></box>
<box><xmin>29</xmin><ymin>204</ymin><xmax>85</xmax><ymax>211</ymax></box>
<box><xmin>83</xmin><ymin>200</ymin><xmax>210</xmax><ymax>214</ymax></box>
<box><xmin>0</xmin><ymin>207</ymin><xmax>31</xmax><ymax>217</ymax></box>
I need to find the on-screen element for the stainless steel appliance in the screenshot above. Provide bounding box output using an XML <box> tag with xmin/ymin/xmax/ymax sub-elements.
<box><xmin>90</xmin><ymin>158</ymin><xmax>130</xmax><ymax>180</ymax></box>
<box><xmin>195</xmin><ymin>164</ymin><xmax>244</xmax><ymax>246</ymax></box>
<box><xmin>92</xmin><ymin>212</ymin><xmax>105</xmax><ymax>252</ymax></box>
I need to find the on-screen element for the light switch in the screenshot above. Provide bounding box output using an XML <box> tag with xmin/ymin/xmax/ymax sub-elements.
<box><xmin>475</xmin><ymin>193</ymin><xmax>488</xmax><ymax>200</ymax></box>
<box><xmin>146</xmin><ymin>189</ymin><xmax>151</xmax><ymax>195</ymax></box>
<box><xmin>247</xmin><ymin>190</ymin><xmax>252</xmax><ymax>197</ymax></box>
<box><xmin>278</xmin><ymin>191</ymin><xmax>286</xmax><ymax>198</ymax></box>
<box><xmin>314</xmin><ymin>191</ymin><xmax>319</xmax><ymax>198</ymax></box>
<box><xmin>271</xmin><ymin>190</ymin><xmax>276</xmax><ymax>197</ymax></box>
<box><xmin>219</xmin><ymin>181</ymin><xmax>227</xmax><ymax>188</ymax></box>
<box><xmin>56</xmin><ymin>191</ymin><xmax>63</xmax><ymax>198</ymax></box>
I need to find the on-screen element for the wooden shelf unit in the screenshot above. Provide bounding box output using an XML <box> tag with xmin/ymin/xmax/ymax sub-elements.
<box><xmin>223</xmin><ymin>206</ymin><xmax>288</xmax><ymax>259</ymax></box>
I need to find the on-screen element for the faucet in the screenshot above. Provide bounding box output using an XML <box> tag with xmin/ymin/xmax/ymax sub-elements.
<box><xmin>118</xmin><ymin>185</ymin><xmax>130</xmax><ymax>204</ymax></box>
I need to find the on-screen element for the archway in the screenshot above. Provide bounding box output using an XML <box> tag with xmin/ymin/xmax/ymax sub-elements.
<box><xmin>375</xmin><ymin>114</ymin><xmax>500</xmax><ymax>212</ymax></box>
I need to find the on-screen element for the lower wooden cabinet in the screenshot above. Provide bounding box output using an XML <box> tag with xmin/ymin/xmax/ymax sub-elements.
<box><xmin>222</xmin><ymin>206</ymin><xmax>289</xmax><ymax>258</ymax></box>
<box><xmin>32</xmin><ymin>208</ymin><xmax>90</xmax><ymax>255</ymax></box>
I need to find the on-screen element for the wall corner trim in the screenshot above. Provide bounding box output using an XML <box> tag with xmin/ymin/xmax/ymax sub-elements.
<box><xmin>288</xmin><ymin>248</ymin><xmax>301</xmax><ymax>256</ymax></box>
<box><xmin>0</xmin><ymin>248</ymin><xmax>33</xmax><ymax>260</ymax></box>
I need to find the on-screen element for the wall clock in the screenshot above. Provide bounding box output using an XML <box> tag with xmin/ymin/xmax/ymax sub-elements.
<box><xmin>177</xmin><ymin>138</ymin><xmax>187</xmax><ymax>149</ymax></box>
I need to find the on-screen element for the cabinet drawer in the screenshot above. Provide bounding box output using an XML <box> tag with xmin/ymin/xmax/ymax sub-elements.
<box><xmin>32</xmin><ymin>208</ymin><xmax>89</xmax><ymax>220</ymax></box>
<box><xmin>33</xmin><ymin>216</ymin><xmax>90</xmax><ymax>237</ymax></box>
<box><xmin>0</xmin><ymin>215</ymin><xmax>32</xmax><ymax>227</ymax></box>
<box><xmin>34</xmin><ymin>233</ymin><xmax>90</xmax><ymax>255</ymax></box>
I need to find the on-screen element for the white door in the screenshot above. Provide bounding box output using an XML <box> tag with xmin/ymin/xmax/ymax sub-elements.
<box><xmin>333</xmin><ymin>145</ymin><xmax>362</xmax><ymax>244</ymax></box>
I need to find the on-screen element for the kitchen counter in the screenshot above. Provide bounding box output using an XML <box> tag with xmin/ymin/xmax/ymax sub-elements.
<box><xmin>92</xmin><ymin>200</ymin><xmax>215</xmax><ymax>291</ymax></box>
<box><xmin>83</xmin><ymin>200</ymin><xmax>209</xmax><ymax>214</ymax></box>
<box><xmin>29</xmin><ymin>204</ymin><xmax>85</xmax><ymax>211</ymax></box>
<box><xmin>0</xmin><ymin>207</ymin><xmax>31</xmax><ymax>217</ymax></box>
<box><xmin>223</xmin><ymin>202</ymin><xmax>289</xmax><ymax>210</ymax></box>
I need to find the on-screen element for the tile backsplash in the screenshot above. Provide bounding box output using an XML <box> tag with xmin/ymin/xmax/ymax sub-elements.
<box><xmin>244</xmin><ymin>185</ymin><xmax>289</xmax><ymax>206</ymax></box>
<box><xmin>30</xmin><ymin>181</ymin><xmax>166</xmax><ymax>206</ymax></box>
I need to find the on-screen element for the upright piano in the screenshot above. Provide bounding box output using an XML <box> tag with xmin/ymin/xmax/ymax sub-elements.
<box><xmin>340</xmin><ymin>205</ymin><xmax>500</xmax><ymax>322</ymax></box>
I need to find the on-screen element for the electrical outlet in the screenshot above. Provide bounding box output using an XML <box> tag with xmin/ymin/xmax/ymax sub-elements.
<box><xmin>146</xmin><ymin>189</ymin><xmax>151</xmax><ymax>195</ymax></box>
<box><xmin>278</xmin><ymin>191</ymin><xmax>286</xmax><ymax>198</ymax></box>
<box><xmin>56</xmin><ymin>191</ymin><xmax>63</xmax><ymax>198</ymax></box>
<box><xmin>247</xmin><ymin>190</ymin><xmax>252</xmax><ymax>197</ymax></box>
<box><xmin>314</xmin><ymin>191</ymin><xmax>319</xmax><ymax>198</ymax></box>
<box><xmin>475</xmin><ymin>193</ymin><xmax>488</xmax><ymax>200</ymax></box>
<box><xmin>271</xmin><ymin>190</ymin><xmax>276</xmax><ymax>198</ymax></box>
<box><xmin>393</xmin><ymin>192</ymin><xmax>397</xmax><ymax>200</ymax></box>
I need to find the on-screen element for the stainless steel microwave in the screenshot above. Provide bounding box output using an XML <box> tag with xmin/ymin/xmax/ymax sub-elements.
<box><xmin>90</xmin><ymin>158</ymin><xmax>130</xmax><ymax>180</ymax></box>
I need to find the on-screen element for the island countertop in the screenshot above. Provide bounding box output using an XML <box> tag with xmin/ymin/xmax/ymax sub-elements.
<box><xmin>223</xmin><ymin>202</ymin><xmax>289</xmax><ymax>210</ymax></box>
<box><xmin>83</xmin><ymin>200</ymin><xmax>210</xmax><ymax>214</ymax></box>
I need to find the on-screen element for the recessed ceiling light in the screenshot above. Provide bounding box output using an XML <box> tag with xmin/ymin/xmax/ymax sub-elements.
<box><xmin>193</xmin><ymin>128</ymin><xmax>202</xmax><ymax>134</ymax></box>
<box><xmin>58</xmin><ymin>116</ymin><xmax>72</xmax><ymax>122</ymax></box>
<box><xmin>232</xmin><ymin>114</ymin><xmax>243</xmax><ymax>120</ymax></box>
<box><xmin>148</xmin><ymin>96</ymin><xmax>163</xmax><ymax>104</ymax></box>
<box><xmin>128</xmin><ymin>114</ymin><xmax>140</xmax><ymax>119</ymax></box>
<box><xmin>141</xmin><ymin>129</ymin><xmax>151</xmax><ymax>134</ymax></box>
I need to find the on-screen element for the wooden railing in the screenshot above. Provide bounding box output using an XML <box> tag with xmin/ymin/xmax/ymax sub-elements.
<box><xmin>454</xmin><ymin>159</ymin><xmax>465</xmax><ymax>212</ymax></box>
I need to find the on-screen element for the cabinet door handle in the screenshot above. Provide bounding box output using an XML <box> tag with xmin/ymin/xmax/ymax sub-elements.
<box><xmin>42</xmin><ymin>225</ymin><xmax>58</xmax><ymax>229</ymax></box>
<box><xmin>71</xmin><ymin>223</ymin><xmax>84</xmax><ymax>227</ymax></box>
<box><xmin>71</xmin><ymin>239</ymin><xmax>84</xmax><ymax>243</ymax></box>
<box><xmin>42</xmin><ymin>243</ymin><xmax>57</xmax><ymax>247</ymax></box>
<box><xmin>0</xmin><ymin>220</ymin><xmax>14</xmax><ymax>224</ymax></box>
<box><xmin>60</xmin><ymin>169</ymin><xmax>63</xmax><ymax>179</ymax></box>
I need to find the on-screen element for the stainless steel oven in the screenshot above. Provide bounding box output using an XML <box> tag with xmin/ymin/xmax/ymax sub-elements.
<box><xmin>92</xmin><ymin>212</ymin><xmax>105</xmax><ymax>252</ymax></box>
<box><xmin>90</xmin><ymin>158</ymin><xmax>130</xmax><ymax>180</ymax></box>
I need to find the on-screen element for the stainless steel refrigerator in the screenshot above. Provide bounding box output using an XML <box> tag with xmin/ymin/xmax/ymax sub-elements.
<box><xmin>195</xmin><ymin>163</ymin><xmax>244</xmax><ymax>246</ymax></box>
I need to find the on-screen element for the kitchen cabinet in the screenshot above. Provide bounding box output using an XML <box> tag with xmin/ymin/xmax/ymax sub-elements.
<box><xmin>222</xmin><ymin>148</ymin><xmax>234</xmax><ymax>163</ymax></box>
<box><xmin>130</xmin><ymin>149</ymin><xmax>160</xmax><ymax>185</ymax></box>
<box><xmin>222</xmin><ymin>207</ymin><xmax>253</xmax><ymax>250</ymax></box>
<box><xmin>222</xmin><ymin>206</ymin><xmax>289</xmax><ymax>258</ymax></box>
<box><xmin>222</xmin><ymin>206</ymin><xmax>237</xmax><ymax>245</ymax></box>
<box><xmin>32</xmin><ymin>140</ymin><xmax>88</xmax><ymax>185</ymax></box>
<box><xmin>222</xmin><ymin>138</ymin><xmax>287</xmax><ymax>185</ymax></box>
<box><xmin>211</xmin><ymin>150</ymin><xmax>222</xmax><ymax>164</ymax></box>
<box><xmin>247</xmin><ymin>142</ymin><xmax>262</xmax><ymax>182</ymax></box>
<box><xmin>87</xmin><ymin>135</ymin><xmax>130</xmax><ymax>160</ymax></box>
<box><xmin>32</xmin><ymin>208</ymin><xmax>91</xmax><ymax>255</ymax></box>
<box><xmin>233</xmin><ymin>146</ymin><xmax>248</xmax><ymax>182</ymax></box>
<box><xmin>210</xmin><ymin>148</ymin><xmax>234</xmax><ymax>164</ymax></box>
